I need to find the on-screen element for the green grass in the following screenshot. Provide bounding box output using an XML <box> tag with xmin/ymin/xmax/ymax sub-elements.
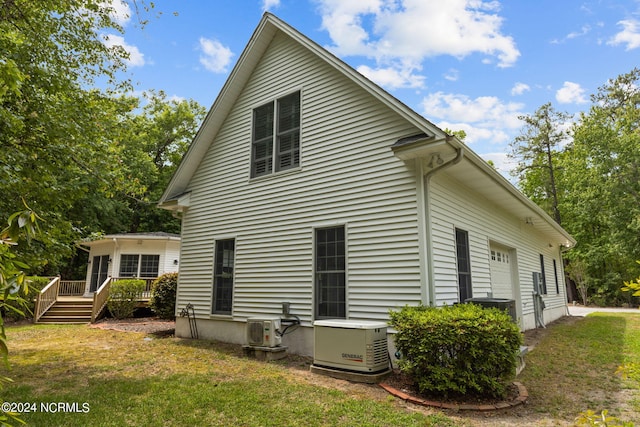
<box><xmin>0</xmin><ymin>325</ymin><xmax>456</xmax><ymax>427</ymax></box>
<box><xmin>2</xmin><ymin>313</ymin><xmax>639</xmax><ymax>426</ymax></box>
<box><xmin>519</xmin><ymin>313</ymin><xmax>640</xmax><ymax>423</ymax></box>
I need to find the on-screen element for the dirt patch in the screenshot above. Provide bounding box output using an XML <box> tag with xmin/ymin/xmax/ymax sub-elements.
<box><xmin>89</xmin><ymin>317</ymin><xmax>175</xmax><ymax>336</ymax></box>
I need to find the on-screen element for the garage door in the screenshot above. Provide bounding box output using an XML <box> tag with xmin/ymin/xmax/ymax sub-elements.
<box><xmin>490</xmin><ymin>244</ymin><xmax>513</xmax><ymax>299</ymax></box>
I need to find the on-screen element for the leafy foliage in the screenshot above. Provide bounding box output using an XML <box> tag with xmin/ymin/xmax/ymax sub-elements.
<box><xmin>389</xmin><ymin>304</ymin><xmax>522</xmax><ymax>399</ymax></box>
<box><xmin>1</xmin><ymin>276</ymin><xmax>50</xmax><ymax>322</ymax></box>
<box><xmin>0</xmin><ymin>204</ymin><xmax>40</xmax><ymax>425</ymax></box>
<box><xmin>0</xmin><ymin>2</ymin><xmax>204</xmax><ymax>277</ymax></box>
<box><xmin>149</xmin><ymin>272</ymin><xmax>178</xmax><ymax>319</ymax></box>
<box><xmin>107</xmin><ymin>279</ymin><xmax>145</xmax><ymax>319</ymax></box>
<box><xmin>575</xmin><ymin>409</ymin><xmax>634</xmax><ymax>427</ymax></box>
<box><xmin>512</xmin><ymin>68</ymin><xmax>640</xmax><ymax>305</ymax></box>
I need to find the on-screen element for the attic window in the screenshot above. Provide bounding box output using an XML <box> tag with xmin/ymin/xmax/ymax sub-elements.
<box><xmin>251</xmin><ymin>91</ymin><xmax>300</xmax><ymax>177</ymax></box>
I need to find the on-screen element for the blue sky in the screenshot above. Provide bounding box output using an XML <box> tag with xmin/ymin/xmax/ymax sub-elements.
<box><xmin>106</xmin><ymin>0</ymin><xmax>640</xmax><ymax>176</ymax></box>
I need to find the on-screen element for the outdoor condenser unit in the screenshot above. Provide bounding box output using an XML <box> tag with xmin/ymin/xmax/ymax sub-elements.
<box><xmin>246</xmin><ymin>317</ymin><xmax>282</xmax><ymax>348</ymax></box>
<box><xmin>313</xmin><ymin>319</ymin><xmax>389</xmax><ymax>373</ymax></box>
<box><xmin>465</xmin><ymin>297</ymin><xmax>517</xmax><ymax>323</ymax></box>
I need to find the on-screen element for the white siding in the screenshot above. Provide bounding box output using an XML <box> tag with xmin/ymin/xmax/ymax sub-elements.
<box><xmin>430</xmin><ymin>172</ymin><xmax>567</xmax><ymax>326</ymax></box>
<box><xmin>178</xmin><ymin>31</ymin><xmax>422</xmax><ymax>323</ymax></box>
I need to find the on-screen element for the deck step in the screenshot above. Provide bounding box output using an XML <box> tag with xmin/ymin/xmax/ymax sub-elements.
<box><xmin>37</xmin><ymin>299</ymin><xmax>94</xmax><ymax>324</ymax></box>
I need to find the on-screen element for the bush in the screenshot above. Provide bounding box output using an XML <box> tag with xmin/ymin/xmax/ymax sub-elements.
<box><xmin>149</xmin><ymin>273</ymin><xmax>178</xmax><ymax>320</ymax></box>
<box><xmin>389</xmin><ymin>303</ymin><xmax>522</xmax><ymax>399</ymax></box>
<box><xmin>107</xmin><ymin>279</ymin><xmax>145</xmax><ymax>319</ymax></box>
<box><xmin>3</xmin><ymin>276</ymin><xmax>51</xmax><ymax>321</ymax></box>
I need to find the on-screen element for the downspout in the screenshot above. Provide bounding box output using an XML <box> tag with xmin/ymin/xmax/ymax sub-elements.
<box><xmin>423</xmin><ymin>145</ymin><xmax>464</xmax><ymax>306</ymax></box>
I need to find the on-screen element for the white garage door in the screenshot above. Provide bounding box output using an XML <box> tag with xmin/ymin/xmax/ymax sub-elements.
<box><xmin>490</xmin><ymin>244</ymin><xmax>513</xmax><ymax>299</ymax></box>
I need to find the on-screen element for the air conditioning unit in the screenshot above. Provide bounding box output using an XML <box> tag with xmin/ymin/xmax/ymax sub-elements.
<box><xmin>313</xmin><ymin>319</ymin><xmax>388</xmax><ymax>373</ymax></box>
<box><xmin>246</xmin><ymin>317</ymin><xmax>282</xmax><ymax>348</ymax></box>
<box><xmin>465</xmin><ymin>297</ymin><xmax>517</xmax><ymax>323</ymax></box>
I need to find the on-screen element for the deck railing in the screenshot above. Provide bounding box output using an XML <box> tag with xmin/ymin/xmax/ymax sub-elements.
<box><xmin>91</xmin><ymin>277</ymin><xmax>112</xmax><ymax>323</ymax></box>
<box><xmin>34</xmin><ymin>276</ymin><xmax>60</xmax><ymax>322</ymax></box>
<box><xmin>59</xmin><ymin>280</ymin><xmax>86</xmax><ymax>296</ymax></box>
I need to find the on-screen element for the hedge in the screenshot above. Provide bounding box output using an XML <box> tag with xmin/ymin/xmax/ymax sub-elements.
<box><xmin>389</xmin><ymin>303</ymin><xmax>522</xmax><ymax>399</ymax></box>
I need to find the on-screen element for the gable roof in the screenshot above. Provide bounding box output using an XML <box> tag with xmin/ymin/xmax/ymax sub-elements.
<box><xmin>159</xmin><ymin>13</ymin><xmax>575</xmax><ymax>248</ymax></box>
<box><xmin>160</xmin><ymin>12</ymin><xmax>443</xmax><ymax>204</ymax></box>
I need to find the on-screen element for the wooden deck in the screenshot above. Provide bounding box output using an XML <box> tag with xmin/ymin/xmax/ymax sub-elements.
<box><xmin>35</xmin><ymin>277</ymin><xmax>153</xmax><ymax>324</ymax></box>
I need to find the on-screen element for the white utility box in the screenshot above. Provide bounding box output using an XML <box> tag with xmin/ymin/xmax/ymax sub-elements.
<box><xmin>246</xmin><ymin>317</ymin><xmax>282</xmax><ymax>347</ymax></box>
<box><xmin>313</xmin><ymin>319</ymin><xmax>388</xmax><ymax>373</ymax></box>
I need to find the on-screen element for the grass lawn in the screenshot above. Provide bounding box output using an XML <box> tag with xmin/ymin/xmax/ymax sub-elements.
<box><xmin>1</xmin><ymin>312</ymin><xmax>639</xmax><ymax>426</ymax></box>
<box><xmin>517</xmin><ymin>313</ymin><xmax>640</xmax><ymax>424</ymax></box>
<box><xmin>0</xmin><ymin>324</ymin><xmax>454</xmax><ymax>427</ymax></box>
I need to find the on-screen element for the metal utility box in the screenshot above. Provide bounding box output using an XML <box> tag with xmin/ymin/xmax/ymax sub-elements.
<box><xmin>313</xmin><ymin>319</ymin><xmax>388</xmax><ymax>373</ymax></box>
<box><xmin>465</xmin><ymin>297</ymin><xmax>517</xmax><ymax>323</ymax></box>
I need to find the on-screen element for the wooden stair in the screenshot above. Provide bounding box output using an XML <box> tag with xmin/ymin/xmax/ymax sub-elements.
<box><xmin>37</xmin><ymin>297</ymin><xmax>93</xmax><ymax>324</ymax></box>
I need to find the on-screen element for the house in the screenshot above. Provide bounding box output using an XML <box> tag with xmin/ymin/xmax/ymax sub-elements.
<box><xmin>159</xmin><ymin>13</ymin><xmax>576</xmax><ymax>357</ymax></box>
<box><xmin>34</xmin><ymin>232</ymin><xmax>181</xmax><ymax>324</ymax></box>
<box><xmin>81</xmin><ymin>232</ymin><xmax>181</xmax><ymax>296</ymax></box>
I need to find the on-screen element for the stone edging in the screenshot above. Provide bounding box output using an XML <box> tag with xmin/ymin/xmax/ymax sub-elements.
<box><xmin>379</xmin><ymin>381</ymin><xmax>528</xmax><ymax>411</ymax></box>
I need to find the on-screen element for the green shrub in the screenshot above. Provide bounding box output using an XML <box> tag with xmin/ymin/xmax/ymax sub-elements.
<box><xmin>389</xmin><ymin>303</ymin><xmax>522</xmax><ymax>399</ymax></box>
<box><xmin>149</xmin><ymin>273</ymin><xmax>178</xmax><ymax>320</ymax></box>
<box><xmin>3</xmin><ymin>276</ymin><xmax>51</xmax><ymax>321</ymax></box>
<box><xmin>107</xmin><ymin>279</ymin><xmax>145</xmax><ymax>319</ymax></box>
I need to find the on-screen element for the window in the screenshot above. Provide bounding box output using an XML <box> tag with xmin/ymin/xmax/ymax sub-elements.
<box><xmin>539</xmin><ymin>254</ymin><xmax>548</xmax><ymax>295</ymax></box>
<box><xmin>252</xmin><ymin>91</ymin><xmax>300</xmax><ymax>177</ymax></box>
<box><xmin>119</xmin><ymin>254</ymin><xmax>139</xmax><ymax>277</ymax></box>
<box><xmin>119</xmin><ymin>254</ymin><xmax>160</xmax><ymax>278</ymax></box>
<box><xmin>315</xmin><ymin>226</ymin><xmax>346</xmax><ymax>319</ymax></box>
<box><xmin>213</xmin><ymin>239</ymin><xmax>235</xmax><ymax>315</ymax></box>
<box><xmin>455</xmin><ymin>228</ymin><xmax>472</xmax><ymax>302</ymax></box>
<box><xmin>553</xmin><ymin>259</ymin><xmax>560</xmax><ymax>294</ymax></box>
<box><xmin>140</xmin><ymin>255</ymin><xmax>160</xmax><ymax>278</ymax></box>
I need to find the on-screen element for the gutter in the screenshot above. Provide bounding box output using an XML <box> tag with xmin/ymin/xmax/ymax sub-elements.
<box><xmin>423</xmin><ymin>144</ymin><xmax>464</xmax><ymax>306</ymax></box>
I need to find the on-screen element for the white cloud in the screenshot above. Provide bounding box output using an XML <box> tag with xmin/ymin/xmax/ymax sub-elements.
<box><xmin>510</xmin><ymin>82</ymin><xmax>530</xmax><ymax>96</ymax></box>
<box><xmin>422</xmin><ymin>92</ymin><xmax>524</xmax><ymax>130</ymax></box>
<box><xmin>357</xmin><ymin>64</ymin><xmax>425</xmax><ymax>89</ymax></box>
<box><xmin>556</xmin><ymin>81</ymin><xmax>588</xmax><ymax>104</ymax></box>
<box><xmin>262</xmin><ymin>0</ymin><xmax>281</xmax><ymax>11</ymax></box>
<box><xmin>421</xmin><ymin>92</ymin><xmax>525</xmax><ymax>147</ymax></box>
<box><xmin>608</xmin><ymin>19</ymin><xmax>640</xmax><ymax>50</ymax></box>
<box><xmin>317</xmin><ymin>0</ymin><xmax>520</xmax><ymax>66</ymax></box>
<box><xmin>101</xmin><ymin>34</ymin><xmax>145</xmax><ymax>66</ymax></box>
<box><xmin>198</xmin><ymin>37</ymin><xmax>234</xmax><ymax>73</ymax></box>
<box><xmin>444</xmin><ymin>68</ymin><xmax>459</xmax><ymax>82</ymax></box>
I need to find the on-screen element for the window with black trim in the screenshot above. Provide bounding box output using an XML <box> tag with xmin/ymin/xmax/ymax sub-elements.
<box><xmin>539</xmin><ymin>254</ymin><xmax>548</xmax><ymax>295</ymax></box>
<box><xmin>212</xmin><ymin>239</ymin><xmax>235</xmax><ymax>315</ymax></box>
<box><xmin>251</xmin><ymin>91</ymin><xmax>300</xmax><ymax>177</ymax></box>
<box><xmin>553</xmin><ymin>259</ymin><xmax>560</xmax><ymax>294</ymax></box>
<box><xmin>315</xmin><ymin>226</ymin><xmax>345</xmax><ymax>319</ymax></box>
<box><xmin>455</xmin><ymin>228</ymin><xmax>472</xmax><ymax>302</ymax></box>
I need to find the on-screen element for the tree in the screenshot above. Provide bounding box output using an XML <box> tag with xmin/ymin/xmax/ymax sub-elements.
<box><xmin>562</xmin><ymin>68</ymin><xmax>640</xmax><ymax>305</ymax></box>
<box><xmin>509</xmin><ymin>103</ymin><xmax>571</xmax><ymax>225</ymax></box>
<box><xmin>0</xmin><ymin>1</ymin><xmax>150</xmax><ymax>272</ymax></box>
<box><xmin>118</xmin><ymin>91</ymin><xmax>206</xmax><ymax>234</ymax></box>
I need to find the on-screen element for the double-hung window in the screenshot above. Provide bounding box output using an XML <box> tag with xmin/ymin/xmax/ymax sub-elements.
<box><xmin>251</xmin><ymin>91</ymin><xmax>300</xmax><ymax>177</ymax></box>
<box><xmin>212</xmin><ymin>239</ymin><xmax>235</xmax><ymax>315</ymax></box>
<box><xmin>315</xmin><ymin>226</ymin><xmax>346</xmax><ymax>319</ymax></box>
<box><xmin>455</xmin><ymin>228</ymin><xmax>472</xmax><ymax>302</ymax></box>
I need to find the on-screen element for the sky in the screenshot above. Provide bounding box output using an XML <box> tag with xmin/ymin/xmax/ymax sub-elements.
<box><xmin>106</xmin><ymin>0</ymin><xmax>640</xmax><ymax>177</ymax></box>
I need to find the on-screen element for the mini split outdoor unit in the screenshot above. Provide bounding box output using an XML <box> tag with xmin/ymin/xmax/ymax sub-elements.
<box><xmin>246</xmin><ymin>317</ymin><xmax>282</xmax><ymax>348</ymax></box>
<box><xmin>313</xmin><ymin>319</ymin><xmax>389</xmax><ymax>373</ymax></box>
